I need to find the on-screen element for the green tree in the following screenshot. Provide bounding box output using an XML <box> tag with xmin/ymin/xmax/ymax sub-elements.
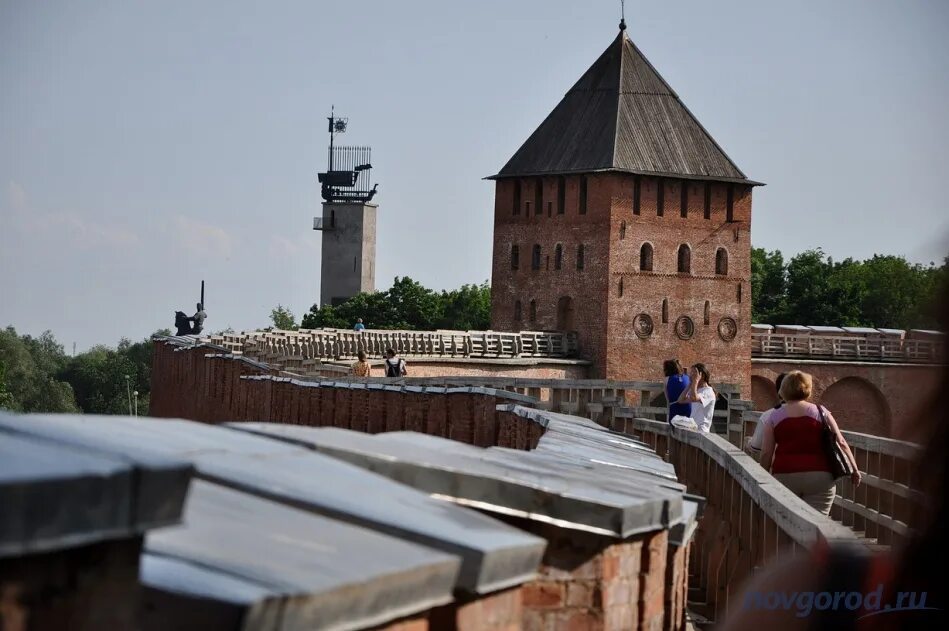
<box><xmin>301</xmin><ymin>277</ymin><xmax>491</xmax><ymax>331</ymax></box>
<box><xmin>0</xmin><ymin>327</ymin><xmax>78</xmax><ymax>412</ymax></box>
<box><xmin>436</xmin><ymin>282</ymin><xmax>491</xmax><ymax>330</ymax></box>
<box><xmin>57</xmin><ymin>335</ymin><xmax>156</xmax><ymax>416</ymax></box>
<box><xmin>0</xmin><ymin>358</ymin><xmax>14</xmax><ymax>408</ymax></box>
<box><xmin>750</xmin><ymin>248</ymin><xmax>787</xmax><ymax>323</ymax></box>
<box><xmin>270</xmin><ymin>304</ymin><xmax>298</xmax><ymax>330</ymax></box>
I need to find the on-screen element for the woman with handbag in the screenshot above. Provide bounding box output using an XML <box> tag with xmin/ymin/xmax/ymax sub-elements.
<box><xmin>758</xmin><ymin>370</ymin><xmax>861</xmax><ymax>514</ymax></box>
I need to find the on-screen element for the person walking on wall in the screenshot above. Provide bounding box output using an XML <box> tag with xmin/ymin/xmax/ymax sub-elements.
<box><xmin>383</xmin><ymin>348</ymin><xmax>407</xmax><ymax>378</ymax></box>
<box><xmin>663</xmin><ymin>359</ymin><xmax>691</xmax><ymax>424</ymax></box>
<box><xmin>353</xmin><ymin>318</ymin><xmax>366</xmax><ymax>332</ymax></box>
<box><xmin>744</xmin><ymin>372</ymin><xmax>787</xmax><ymax>458</ymax></box>
<box><xmin>677</xmin><ymin>363</ymin><xmax>715</xmax><ymax>433</ymax></box>
<box><xmin>352</xmin><ymin>350</ymin><xmax>372</xmax><ymax>377</ymax></box>
<box><xmin>759</xmin><ymin>370</ymin><xmax>861</xmax><ymax>515</ymax></box>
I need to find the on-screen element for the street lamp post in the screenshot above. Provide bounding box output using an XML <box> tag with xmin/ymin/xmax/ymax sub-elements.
<box><xmin>125</xmin><ymin>375</ymin><xmax>132</xmax><ymax>416</ymax></box>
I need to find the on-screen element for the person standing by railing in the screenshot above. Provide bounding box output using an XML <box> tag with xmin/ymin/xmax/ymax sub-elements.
<box><xmin>677</xmin><ymin>363</ymin><xmax>715</xmax><ymax>433</ymax></box>
<box><xmin>352</xmin><ymin>350</ymin><xmax>372</xmax><ymax>377</ymax></box>
<box><xmin>758</xmin><ymin>371</ymin><xmax>861</xmax><ymax>514</ymax></box>
<box><xmin>664</xmin><ymin>359</ymin><xmax>691</xmax><ymax>424</ymax></box>
<box><xmin>744</xmin><ymin>372</ymin><xmax>787</xmax><ymax>458</ymax></box>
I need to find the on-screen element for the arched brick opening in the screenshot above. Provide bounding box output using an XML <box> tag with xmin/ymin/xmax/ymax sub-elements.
<box><xmin>819</xmin><ymin>377</ymin><xmax>890</xmax><ymax>436</ymax></box>
<box><xmin>751</xmin><ymin>375</ymin><xmax>778</xmax><ymax>411</ymax></box>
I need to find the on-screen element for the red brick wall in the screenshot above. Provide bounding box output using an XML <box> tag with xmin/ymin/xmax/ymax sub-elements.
<box><xmin>0</xmin><ymin>538</ymin><xmax>143</xmax><ymax>631</ymax></box>
<box><xmin>751</xmin><ymin>360</ymin><xmax>942</xmax><ymax>439</ymax></box>
<box><xmin>387</xmin><ymin>360</ymin><xmax>589</xmax><ymax>380</ymax></box>
<box><xmin>491</xmin><ymin>174</ymin><xmax>753</xmax><ymax>396</ymax></box>
<box><xmin>150</xmin><ymin>342</ymin><xmax>545</xmax><ymax>451</ymax></box>
<box><xmin>511</xmin><ymin>518</ymin><xmax>670</xmax><ymax>631</ymax></box>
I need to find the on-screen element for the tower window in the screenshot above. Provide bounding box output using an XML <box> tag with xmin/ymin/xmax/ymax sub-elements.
<box><xmin>633</xmin><ymin>176</ymin><xmax>641</xmax><ymax>215</ymax></box>
<box><xmin>726</xmin><ymin>184</ymin><xmax>734</xmax><ymax>222</ymax></box>
<box><xmin>529</xmin><ymin>299</ymin><xmax>537</xmax><ymax>321</ymax></box>
<box><xmin>554</xmin><ymin>244</ymin><xmax>563</xmax><ymax>270</ymax></box>
<box><xmin>704</xmin><ymin>182</ymin><xmax>711</xmax><ymax>220</ymax></box>
<box><xmin>677</xmin><ymin>244</ymin><xmax>691</xmax><ymax>274</ymax></box>
<box><xmin>331</xmin><ymin>210</ymin><xmax>336</xmax><ymax>228</ymax></box>
<box><xmin>738</xmin><ymin>282</ymin><xmax>743</xmax><ymax>303</ymax></box>
<box><xmin>618</xmin><ymin>277</ymin><xmax>624</xmax><ymax>297</ymax></box>
<box><xmin>639</xmin><ymin>243</ymin><xmax>653</xmax><ymax>271</ymax></box>
<box><xmin>680</xmin><ymin>181</ymin><xmax>688</xmax><ymax>218</ymax></box>
<box><xmin>657</xmin><ymin>180</ymin><xmax>664</xmax><ymax>217</ymax></box>
<box><xmin>525</xmin><ymin>201</ymin><xmax>531</xmax><ymax>215</ymax></box>
<box><xmin>704</xmin><ymin>301</ymin><xmax>711</xmax><ymax>325</ymax></box>
<box><xmin>513</xmin><ymin>180</ymin><xmax>522</xmax><ymax>215</ymax></box>
<box><xmin>576</xmin><ymin>244</ymin><xmax>585</xmax><ymax>270</ymax></box>
<box><xmin>514</xmin><ymin>300</ymin><xmax>522</xmax><ymax>321</ymax></box>
<box><xmin>547</xmin><ymin>201</ymin><xmax>553</xmax><ymax>216</ymax></box>
<box><xmin>557</xmin><ymin>176</ymin><xmax>565</xmax><ymax>214</ymax></box>
<box><xmin>579</xmin><ymin>176</ymin><xmax>588</xmax><ymax>215</ymax></box>
<box><xmin>511</xmin><ymin>245</ymin><xmax>519</xmax><ymax>270</ymax></box>
<box><xmin>716</xmin><ymin>248</ymin><xmax>728</xmax><ymax>276</ymax></box>
<box><xmin>535</xmin><ymin>179</ymin><xmax>543</xmax><ymax>215</ymax></box>
<box><xmin>531</xmin><ymin>244</ymin><xmax>542</xmax><ymax>270</ymax></box>
<box><xmin>662</xmin><ymin>299</ymin><xmax>669</xmax><ymax>324</ymax></box>
<box><xmin>619</xmin><ymin>220</ymin><xmax>626</xmax><ymax>240</ymax></box>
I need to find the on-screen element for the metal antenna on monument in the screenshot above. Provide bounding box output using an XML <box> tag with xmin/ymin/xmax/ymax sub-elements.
<box><xmin>619</xmin><ymin>0</ymin><xmax>626</xmax><ymax>31</ymax></box>
<box><xmin>317</xmin><ymin>106</ymin><xmax>377</xmax><ymax>205</ymax></box>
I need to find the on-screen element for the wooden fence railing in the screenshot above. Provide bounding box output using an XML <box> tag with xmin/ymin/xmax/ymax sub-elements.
<box><xmin>751</xmin><ymin>333</ymin><xmax>944</xmax><ymax>363</ymax></box>
<box><xmin>736</xmin><ymin>412</ymin><xmax>923</xmax><ymax>547</ymax></box>
<box><xmin>616</xmin><ymin>417</ymin><xmax>859</xmax><ymax>624</ymax></box>
<box><xmin>204</xmin><ymin>328</ymin><xmax>580</xmax><ymax>362</ymax></box>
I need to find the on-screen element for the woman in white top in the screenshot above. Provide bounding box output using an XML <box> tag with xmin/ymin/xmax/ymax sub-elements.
<box><xmin>745</xmin><ymin>372</ymin><xmax>786</xmax><ymax>457</ymax></box>
<box><xmin>677</xmin><ymin>363</ymin><xmax>716</xmax><ymax>432</ymax></box>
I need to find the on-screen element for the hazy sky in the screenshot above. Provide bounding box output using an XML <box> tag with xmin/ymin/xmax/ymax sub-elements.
<box><xmin>2</xmin><ymin>0</ymin><xmax>948</xmax><ymax>351</ymax></box>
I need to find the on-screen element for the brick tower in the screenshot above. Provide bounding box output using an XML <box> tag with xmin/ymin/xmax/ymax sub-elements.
<box><xmin>488</xmin><ymin>24</ymin><xmax>762</xmax><ymax>395</ymax></box>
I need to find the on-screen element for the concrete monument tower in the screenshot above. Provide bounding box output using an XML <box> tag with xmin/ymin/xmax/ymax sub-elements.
<box><xmin>315</xmin><ymin>108</ymin><xmax>379</xmax><ymax>306</ymax></box>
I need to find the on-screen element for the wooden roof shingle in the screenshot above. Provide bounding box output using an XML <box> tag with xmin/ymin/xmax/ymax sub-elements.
<box><xmin>491</xmin><ymin>30</ymin><xmax>760</xmax><ymax>185</ymax></box>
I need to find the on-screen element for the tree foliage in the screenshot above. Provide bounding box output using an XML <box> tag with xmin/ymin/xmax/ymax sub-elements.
<box><xmin>0</xmin><ymin>326</ymin><xmax>162</xmax><ymax>415</ymax></box>
<box><xmin>270</xmin><ymin>304</ymin><xmax>298</xmax><ymax>330</ymax></box>
<box><xmin>300</xmin><ymin>277</ymin><xmax>491</xmax><ymax>331</ymax></box>
<box><xmin>0</xmin><ymin>327</ymin><xmax>78</xmax><ymax>412</ymax></box>
<box><xmin>751</xmin><ymin>248</ymin><xmax>947</xmax><ymax>328</ymax></box>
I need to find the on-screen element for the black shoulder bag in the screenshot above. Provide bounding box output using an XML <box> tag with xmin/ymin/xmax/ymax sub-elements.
<box><xmin>819</xmin><ymin>405</ymin><xmax>855</xmax><ymax>480</ymax></box>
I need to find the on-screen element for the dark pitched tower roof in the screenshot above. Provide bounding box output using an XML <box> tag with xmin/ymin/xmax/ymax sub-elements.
<box><xmin>491</xmin><ymin>30</ymin><xmax>760</xmax><ymax>185</ymax></box>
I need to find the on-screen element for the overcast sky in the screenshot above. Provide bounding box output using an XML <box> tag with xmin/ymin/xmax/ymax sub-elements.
<box><xmin>2</xmin><ymin>0</ymin><xmax>948</xmax><ymax>351</ymax></box>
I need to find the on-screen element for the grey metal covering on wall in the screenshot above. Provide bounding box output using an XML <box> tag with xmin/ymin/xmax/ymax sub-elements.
<box><xmin>492</xmin><ymin>30</ymin><xmax>758</xmax><ymax>184</ymax></box>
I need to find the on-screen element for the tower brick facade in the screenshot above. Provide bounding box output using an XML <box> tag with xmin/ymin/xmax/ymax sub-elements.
<box><xmin>489</xmin><ymin>27</ymin><xmax>760</xmax><ymax>395</ymax></box>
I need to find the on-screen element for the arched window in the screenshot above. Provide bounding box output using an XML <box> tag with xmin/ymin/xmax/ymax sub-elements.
<box><xmin>531</xmin><ymin>244</ymin><xmax>542</xmax><ymax>270</ymax></box>
<box><xmin>704</xmin><ymin>301</ymin><xmax>711</xmax><ymax>325</ymax></box>
<box><xmin>554</xmin><ymin>244</ymin><xmax>563</xmax><ymax>270</ymax></box>
<box><xmin>640</xmin><ymin>243</ymin><xmax>653</xmax><ymax>271</ymax></box>
<box><xmin>514</xmin><ymin>300</ymin><xmax>522</xmax><ymax>321</ymax></box>
<box><xmin>662</xmin><ymin>298</ymin><xmax>669</xmax><ymax>324</ymax></box>
<box><xmin>534</xmin><ymin>179</ymin><xmax>543</xmax><ymax>215</ymax></box>
<box><xmin>529</xmin><ymin>299</ymin><xmax>537</xmax><ymax>321</ymax></box>
<box><xmin>576</xmin><ymin>244</ymin><xmax>585</xmax><ymax>270</ymax></box>
<box><xmin>513</xmin><ymin>179</ymin><xmax>522</xmax><ymax>215</ymax></box>
<box><xmin>511</xmin><ymin>245</ymin><xmax>519</xmax><ymax>270</ymax></box>
<box><xmin>677</xmin><ymin>244</ymin><xmax>691</xmax><ymax>274</ymax></box>
<box><xmin>619</xmin><ymin>220</ymin><xmax>626</xmax><ymax>240</ymax></box>
<box><xmin>618</xmin><ymin>278</ymin><xmax>624</xmax><ymax>297</ymax></box>
<box><xmin>716</xmin><ymin>248</ymin><xmax>728</xmax><ymax>276</ymax></box>
<box><xmin>737</xmin><ymin>282</ymin><xmax>743</xmax><ymax>303</ymax></box>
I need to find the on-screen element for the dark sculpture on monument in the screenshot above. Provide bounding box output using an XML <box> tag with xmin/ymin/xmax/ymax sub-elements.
<box><xmin>174</xmin><ymin>281</ymin><xmax>207</xmax><ymax>336</ymax></box>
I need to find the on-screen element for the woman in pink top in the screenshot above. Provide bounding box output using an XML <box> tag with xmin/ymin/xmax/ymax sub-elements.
<box><xmin>759</xmin><ymin>370</ymin><xmax>861</xmax><ymax>514</ymax></box>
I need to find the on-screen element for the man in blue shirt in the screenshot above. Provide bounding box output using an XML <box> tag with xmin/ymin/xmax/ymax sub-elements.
<box><xmin>353</xmin><ymin>318</ymin><xmax>365</xmax><ymax>332</ymax></box>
